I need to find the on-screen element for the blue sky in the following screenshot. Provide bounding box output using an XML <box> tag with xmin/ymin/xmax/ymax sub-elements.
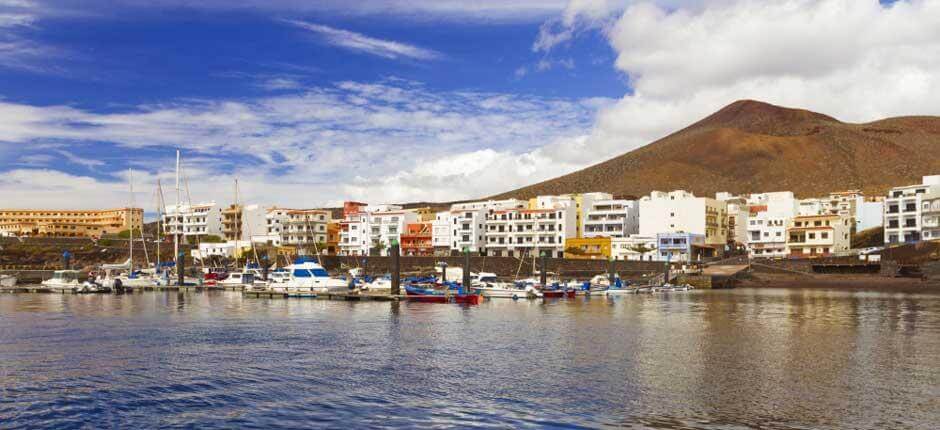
<box><xmin>0</xmin><ymin>0</ymin><xmax>936</xmax><ymax>210</ymax></box>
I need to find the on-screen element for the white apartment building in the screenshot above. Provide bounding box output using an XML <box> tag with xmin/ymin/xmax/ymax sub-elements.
<box><xmin>282</xmin><ymin>209</ymin><xmax>330</xmax><ymax>248</ymax></box>
<box><xmin>610</xmin><ymin>235</ymin><xmax>658</xmax><ymax>261</ymax></box>
<box><xmin>639</xmin><ymin>190</ymin><xmax>729</xmax><ymax>248</ymax></box>
<box><xmin>582</xmin><ymin>198</ymin><xmax>639</xmax><ymax>238</ymax></box>
<box><xmin>746</xmin><ymin>214</ymin><xmax>789</xmax><ymax>258</ymax></box>
<box><xmin>339</xmin><ymin>205</ymin><xmax>418</xmax><ymax>256</ymax></box>
<box><xmin>431</xmin><ymin>211</ymin><xmax>452</xmax><ymax>254</ymax></box>
<box><xmin>163</xmin><ymin>202</ymin><xmax>223</xmax><ymax>243</ymax></box>
<box><xmin>484</xmin><ymin>205</ymin><xmax>577</xmax><ymax>258</ymax></box>
<box><xmin>798</xmin><ymin>198</ymin><xmax>824</xmax><ymax>216</ymax></box>
<box><xmin>856</xmin><ymin>200</ymin><xmax>884</xmax><ymax>232</ymax></box>
<box><xmin>884</xmin><ymin>175</ymin><xmax>940</xmax><ymax>244</ymax></box>
<box><xmin>786</xmin><ymin>214</ymin><xmax>851</xmax><ymax>257</ymax></box>
<box><xmin>922</xmin><ymin>192</ymin><xmax>940</xmax><ymax>241</ymax></box>
<box><xmin>221</xmin><ymin>203</ymin><xmax>267</xmax><ymax>242</ymax></box>
<box><xmin>449</xmin><ymin>199</ymin><xmax>526</xmax><ymax>253</ymax></box>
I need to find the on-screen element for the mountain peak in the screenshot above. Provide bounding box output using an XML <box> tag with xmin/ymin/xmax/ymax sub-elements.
<box><xmin>491</xmin><ymin>102</ymin><xmax>940</xmax><ymax>201</ymax></box>
<box><xmin>692</xmin><ymin>99</ymin><xmax>841</xmax><ymax>136</ymax></box>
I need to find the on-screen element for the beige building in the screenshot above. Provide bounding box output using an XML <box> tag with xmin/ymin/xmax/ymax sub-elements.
<box><xmin>786</xmin><ymin>214</ymin><xmax>851</xmax><ymax>258</ymax></box>
<box><xmin>0</xmin><ymin>208</ymin><xmax>143</xmax><ymax>238</ymax></box>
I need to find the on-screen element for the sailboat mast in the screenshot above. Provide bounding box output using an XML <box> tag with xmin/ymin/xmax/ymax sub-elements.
<box><xmin>234</xmin><ymin>178</ymin><xmax>239</xmax><ymax>268</ymax></box>
<box><xmin>174</xmin><ymin>150</ymin><xmax>180</xmax><ymax>272</ymax></box>
<box><xmin>156</xmin><ymin>179</ymin><xmax>164</xmax><ymax>272</ymax></box>
<box><xmin>128</xmin><ymin>168</ymin><xmax>134</xmax><ymax>270</ymax></box>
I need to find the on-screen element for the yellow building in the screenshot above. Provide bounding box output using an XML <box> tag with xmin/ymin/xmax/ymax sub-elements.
<box><xmin>411</xmin><ymin>207</ymin><xmax>436</xmax><ymax>222</ymax></box>
<box><xmin>0</xmin><ymin>208</ymin><xmax>143</xmax><ymax>238</ymax></box>
<box><xmin>564</xmin><ymin>237</ymin><xmax>612</xmax><ymax>260</ymax></box>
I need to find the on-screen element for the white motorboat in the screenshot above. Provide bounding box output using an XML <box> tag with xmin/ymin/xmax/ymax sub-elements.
<box><xmin>362</xmin><ymin>276</ymin><xmax>392</xmax><ymax>292</ymax></box>
<box><xmin>605</xmin><ymin>287</ymin><xmax>636</xmax><ymax>296</ymax></box>
<box><xmin>41</xmin><ymin>270</ymin><xmax>83</xmax><ymax>290</ymax></box>
<box><xmin>218</xmin><ymin>272</ymin><xmax>255</xmax><ymax>288</ymax></box>
<box><xmin>0</xmin><ymin>274</ymin><xmax>15</xmax><ymax>288</ymax></box>
<box><xmin>273</xmin><ymin>257</ymin><xmax>350</xmax><ymax>294</ymax></box>
<box><xmin>475</xmin><ymin>282</ymin><xmax>542</xmax><ymax>299</ymax></box>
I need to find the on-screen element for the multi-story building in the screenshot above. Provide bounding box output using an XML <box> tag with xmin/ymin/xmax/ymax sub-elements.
<box><xmin>656</xmin><ymin>232</ymin><xmax>706</xmax><ymax>262</ymax></box>
<box><xmin>822</xmin><ymin>190</ymin><xmax>863</xmax><ymax>226</ymax></box>
<box><xmin>484</xmin><ymin>205</ymin><xmax>577</xmax><ymax>258</ymax></box>
<box><xmin>639</xmin><ymin>190</ymin><xmax>728</xmax><ymax>249</ymax></box>
<box><xmin>449</xmin><ymin>199</ymin><xmax>526</xmax><ymax>253</ymax></box>
<box><xmin>221</xmin><ymin>204</ymin><xmax>267</xmax><ymax>242</ymax></box>
<box><xmin>411</xmin><ymin>207</ymin><xmax>436</xmax><ymax>222</ymax></box>
<box><xmin>884</xmin><ymin>175</ymin><xmax>940</xmax><ymax>245</ymax></box>
<box><xmin>856</xmin><ymin>199</ymin><xmax>884</xmax><ymax>232</ymax></box>
<box><xmin>921</xmin><ymin>193</ymin><xmax>940</xmax><ymax>241</ymax></box>
<box><xmin>282</xmin><ymin>209</ymin><xmax>330</xmax><ymax>249</ymax></box>
<box><xmin>563</xmin><ymin>237</ymin><xmax>611</xmax><ymax>260</ymax></box>
<box><xmin>610</xmin><ymin>235</ymin><xmax>658</xmax><ymax>261</ymax></box>
<box><xmin>163</xmin><ymin>202</ymin><xmax>223</xmax><ymax>243</ymax></box>
<box><xmin>786</xmin><ymin>214</ymin><xmax>851</xmax><ymax>258</ymax></box>
<box><xmin>746</xmin><ymin>213</ymin><xmax>789</xmax><ymax>258</ymax></box>
<box><xmin>0</xmin><ymin>207</ymin><xmax>143</xmax><ymax>238</ymax></box>
<box><xmin>530</xmin><ymin>192</ymin><xmax>610</xmax><ymax>238</ymax></box>
<box><xmin>431</xmin><ymin>211</ymin><xmax>452</xmax><ymax>255</ymax></box>
<box><xmin>325</xmin><ymin>222</ymin><xmax>341</xmax><ymax>255</ymax></box>
<box><xmin>339</xmin><ymin>205</ymin><xmax>418</xmax><ymax>256</ymax></box>
<box><xmin>400</xmin><ymin>222</ymin><xmax>433</xmax><ymax>256</ymax></box>
<box><xmin>582</xmin><ymin>198</ymin><xmax>639</xmax><ymax>238</ymax></box>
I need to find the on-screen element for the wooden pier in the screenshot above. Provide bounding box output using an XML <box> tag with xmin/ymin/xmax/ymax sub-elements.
<box><xmin>242</xmin><ymin>290</ymin><xmax>402</xmax><ymax>301</ymax></box>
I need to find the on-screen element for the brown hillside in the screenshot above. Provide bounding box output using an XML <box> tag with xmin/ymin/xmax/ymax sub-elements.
<box><xmin>492</xmin><ymin>100</ymin><xmax>940</xmax><ymax>200</ymax></box>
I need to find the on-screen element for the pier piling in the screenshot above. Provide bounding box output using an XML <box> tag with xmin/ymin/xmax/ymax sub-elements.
<box><xmin>390</xmin><ymin>240</ymin><xmax>400</xmax><ymax>296</ymax></box>
<box><xmin>540</xmin><ymin>251</ymin><xmax>547</xmax><ymax>286</ymax></box>
<box><xmin>463</xmin><ymin>248</ymin><xmax>471</xmax><ymax>294</ymax></box>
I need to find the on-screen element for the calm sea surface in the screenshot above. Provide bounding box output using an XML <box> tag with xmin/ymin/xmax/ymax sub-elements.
<box><xmin>1</xmin><ymin>289</ymin><xmax>939</xmax><ymax>429</ymax></box>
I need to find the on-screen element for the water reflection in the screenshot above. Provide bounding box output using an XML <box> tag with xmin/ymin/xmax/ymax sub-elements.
<box><xmin>1</xmin><ymin>289</ymin><xmax>939</xmax><ymax>429</ymax></box>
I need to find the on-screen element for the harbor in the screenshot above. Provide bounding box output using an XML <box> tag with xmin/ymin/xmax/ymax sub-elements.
<box><xmin>3</xmin><ymin>287</ymin><xmax>939</xmax><ymax>429</ymax></box>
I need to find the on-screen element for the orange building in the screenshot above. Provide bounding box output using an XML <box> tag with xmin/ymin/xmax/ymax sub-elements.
<box><xmin>400</xmin><ymin>222</ymin><xmax>433</xmax><ymax>256</ymax></box>
<box><xmin>326</xmin><ymin>222</ymin><xmax>341</xmax><ymax>255</ymax></box>
<box><xmin>0</xmin><ymin>207</ymin><xmax>143</xmax><ymax>238</ymax></box>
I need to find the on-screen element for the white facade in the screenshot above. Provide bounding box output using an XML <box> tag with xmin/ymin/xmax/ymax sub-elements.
<box><xmin>237</xmin><ymin>204</ymin><xmax>267</xmax><ymax>241</ymax></box>
<box><xmin>922</xmin><ymin>193</ymin><xmax>940</xmax><ymax>241</ymax></box>
<box><xmin>746</xmin><ymin>213</ymin><xmax>789</xmax><ymax>258</ymax></box>
<box><xmin>339</xmin><ymin>205</ymin><xmax>418</xmax><ymax>256</ymax></box>
<box><xmin>884</xmin><ymin>175</ymin><xmax>940</xmax><ymax>244</ymax></box>
<box><xmin>163</xmin><ymin>202</ymin><xmax>222</xmax><ymax>243</ymax></box>
<box><xmin>449</xmin><ymin>199</ymin><xmax>526</xmax><ymax>253</ymax></box>
<box><xmin>484</xmin><ymin>205</ymin><xmax>577</xmax><ymax>258</ymax></box>
<box><xmin>798</xmin><ymin>198</ymin><xmax>824</xmax><ymax>216</ymax></box>
<box><xmin>610</xmin><ymin>235</ymin><xmax>658</xmax><ymax>261</ymax></box>
<box><xmin>431</xmin><ymin>211</ymin><xmax>452</xmax><ymax>250</ymax></box>
<box><xmin>856</xmin><ymin>200</ymin><xmax>884</xmax><ymax>232</ymax></box>
<box><xmin>582</xmin><ymin>198</ymin><xmax>639</xmax><ymax>238</ymax></box>
<box><xmin>639</xmin><ymin>190</ymin><xmax>728</xmax><ymax>247</ymax></box>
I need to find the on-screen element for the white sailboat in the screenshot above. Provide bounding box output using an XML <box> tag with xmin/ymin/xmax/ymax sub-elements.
<box><xmin>96</xmin><ymin>169</ymin><xmax>155</xmax><ymax>290</ymax></box>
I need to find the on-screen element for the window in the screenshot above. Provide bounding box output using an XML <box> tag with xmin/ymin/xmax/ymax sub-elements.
<box><xmin>821</xmin><ymin>232</ymin><xmax>828</xmax><ymax>239</ymax></box>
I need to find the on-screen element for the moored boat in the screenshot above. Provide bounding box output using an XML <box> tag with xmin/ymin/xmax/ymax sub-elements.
<box><xmin>0</xmin><ymin>274</ymin><xmax>16</xmax><ymax>288</ymax></box>
<box><xmin>41</xmin><ymin>270</ymin><xmax>83</xmax><ymax>291</ymax></box>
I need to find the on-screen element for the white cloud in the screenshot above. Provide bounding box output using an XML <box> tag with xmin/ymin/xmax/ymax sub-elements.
<box><xmin>0</xmin><ymin>79</ymin><xmax>607</xmax><ymax>208</ymax></box>
<box><xmin>258</xmin><ymin>77</ymin><xmax>302</xmax><ymax>91</ymax></box>
<box><xmin>539</xmin><ymin>0</ymin><xmax>940</xmax><ymax>162</ymax></box>
<box><xmin>285</xmin><ymin>20</ymin><xmax>442</xmax><ymax>61</ymax></box>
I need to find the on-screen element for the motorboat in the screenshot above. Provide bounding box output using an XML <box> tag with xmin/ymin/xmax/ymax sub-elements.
<box><xmin>362</xmin><ymin>276</ymin><xmax>393</xmax><ymax>292</ymax></box>
<box><xmin>275</xmin><ymin>257</ymin><xmax>351</xmax><ymax>294</ymax></box>
<box><xmin>41</xmin><ymin>270</ymin><xmax>83</xmax><ymax>290</ymax></box>
<box><xmin>77</xmin><ymin>279</ymin><xmax>112</xmax><ymax>293</ymax></box>
<box><xmin>474</xmin><ymin>282</ymin><xmax>542</xmax><ymax>299</ymax></box>
<box><xmin>0</xmin><ymin>274</ymin><xmax>15</xmax><ymax>288</ymax></box>
<box><xmin>218</xmin><ymin>272</ymin><xmax>255</xmax><ymax>288</ymax></box>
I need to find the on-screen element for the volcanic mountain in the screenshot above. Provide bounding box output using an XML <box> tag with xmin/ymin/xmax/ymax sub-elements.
<box><xmin>491</xmin><ymin>100</ymin><xmax>940</xmax><ymax>200</ymax></box>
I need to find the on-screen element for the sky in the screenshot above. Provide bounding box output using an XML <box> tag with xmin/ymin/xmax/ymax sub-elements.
<box><xmin>0</xmin><ymin>0</ymin><xmax>937</xmax><ymax>211</ymax></box>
